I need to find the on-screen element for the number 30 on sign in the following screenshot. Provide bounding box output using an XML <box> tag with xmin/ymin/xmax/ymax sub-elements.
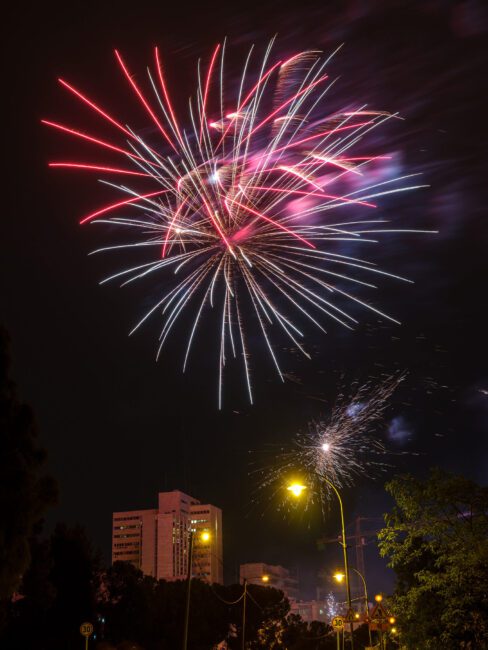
<box><xmin>332</xmin><ymin>616</ymin><xmax>344</xmax><ymax>630</ymax></box>
<box><xmin>80</xmin><ymin>622</ymin><xmax>93</xmax><ymax>638</ymax></box>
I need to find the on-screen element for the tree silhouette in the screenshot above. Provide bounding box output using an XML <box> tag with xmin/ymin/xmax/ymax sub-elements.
<box><xmin>1</xmin><ymin>524</ymin><xmax>100</xmax><ymax>649</ymax></box>
<box><xmin>379</xmin><ymin>469</ymin><xmax>488</xmax><ymax>648</ymax></box>
<box><xmin>0</xmin><ymin>326</ymin><xmax>57</xmax><ymax>618</ymax></box>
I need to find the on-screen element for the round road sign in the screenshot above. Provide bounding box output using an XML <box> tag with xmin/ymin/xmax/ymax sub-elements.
<box><xmin>332</xmin><ymin>616</ymin><xmax>344</xmax><ymax>629</ymax></box>
<box><xmin>80</xmin><ymin>622</ymin><xmax>94</xmax><ymax>637</ymax></box>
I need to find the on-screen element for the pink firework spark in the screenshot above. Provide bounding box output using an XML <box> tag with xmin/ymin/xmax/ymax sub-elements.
<box><xmin>44</xmin><ymin>40</ymin><xmax>432</xmax><ymax>407</ymax></box>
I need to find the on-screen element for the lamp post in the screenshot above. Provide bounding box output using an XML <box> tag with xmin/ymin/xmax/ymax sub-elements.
<box><xmin>182</xmin><ymin>529</ymin><xmax>194</xmax><ymax>650</ymax></box>
<box><xmin>287</xmin><ymin>480</ymin><xmax>354</xmax><ymax>650</ymax></box>
<box><xmin>241</xmin><ymin>578</ymin><xmax>248</xmax><ymax>650</ymax></box>
<box><xmin>334</xmin><ymin>568</ymin><xmax>373</xmax><ymax>648</ymax></box>
<box><xmin>374</xmin><ymin>594</ymin><xmax>385</xmax><ymax>650</ymax></box>
<box><xmin>182</xmin><ymin>528</ymin><xmax>211</xmax><ymax>650</ymax></box>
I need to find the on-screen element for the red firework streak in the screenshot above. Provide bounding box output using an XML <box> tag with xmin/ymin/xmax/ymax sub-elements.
<box><xmin>43</xmin><ymin>42</ymin><xmax>424</xmax><ymax>406</ymax></box>
<box><xmin>43</xmin><ymin>45</ymin><xmax>377</xmax><ymax>249</ymax></box>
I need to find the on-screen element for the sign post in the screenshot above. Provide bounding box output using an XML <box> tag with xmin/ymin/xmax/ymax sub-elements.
<box><xmin>80</xmin><ymin>622</ymin><xmax>93</xmax><ymax>650</ymax></box>
<box><xmin>370</xmin><ymin>600</ymin><xmax>391</xmax><ymax>650</ymax></box>
<box><xmin>332</xmin><ymin>616</ymin><xmax>344</xmax><ymax>650</ymax></box>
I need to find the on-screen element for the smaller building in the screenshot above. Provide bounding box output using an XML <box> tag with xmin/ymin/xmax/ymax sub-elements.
<box><xmin>239</xmin><ymin>563</ymin><xmax>299</xmax><ymax>600</ymax></box>
<box><xmin>292</xmin><ymin>594</ymin><xmax>365</xmax><ymax>627</ymax></box>
<box><xmin>290</xmin><ymin>599</ymin><xmax>330</xmax><ymax>623</ymax></box>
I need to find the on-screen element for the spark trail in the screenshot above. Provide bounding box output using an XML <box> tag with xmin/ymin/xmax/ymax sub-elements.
<box><xmin>253</xmin><ymin>373</ymin><xmax>406</xmax><ymax>516</ymax></box>
<box><xmin>44</xmin><ymin>41</ymin><xmax>431</xmax><ymax>406</ymax></box>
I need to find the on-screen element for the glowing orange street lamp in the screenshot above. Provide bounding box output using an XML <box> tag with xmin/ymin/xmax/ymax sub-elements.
<box><xmin>334</xmin><ymin>568</ymin><xmax>372</xmax><ymax>647</ymax></box>
<box><xmin>333</xmin><ymin>571</ymin><xmax>345</xmax><ymax>583</ymax></box>
<box><xmin>183</xmin><ymin>529</ymin><xmax>211</xmax><ymax>650</ymax></box>
<box><xmin>288</xmin><ymin>481</ymin><xmax>354</xmax><ymax>650</ymax></box>
<box><xmin>286</xmin><ymin>482</ymin><xmax>307</xmax><ymax>497</ymax></box>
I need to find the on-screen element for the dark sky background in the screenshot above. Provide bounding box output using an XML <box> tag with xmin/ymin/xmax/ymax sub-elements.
<box><xmin>4</xmin><ymin>0</ymin><xmax>487</xmax><ymax>601</ymax></box>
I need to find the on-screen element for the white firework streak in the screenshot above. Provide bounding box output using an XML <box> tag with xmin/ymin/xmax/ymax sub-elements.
<box><xmin>44</xmin><ymin>42</ymin><xmax>434</xmax><ymax>407</ymax></box>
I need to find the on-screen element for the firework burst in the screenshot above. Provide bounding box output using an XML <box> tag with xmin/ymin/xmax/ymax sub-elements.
<box><xmin>253</xmin><ymin>373</ymin><xmax>406</xmax><ymax>515</ymax></box>
<box><xmin>44</xmin><ymin>40</ymin><xmax>431</xmax><ymax>406</ymax></box>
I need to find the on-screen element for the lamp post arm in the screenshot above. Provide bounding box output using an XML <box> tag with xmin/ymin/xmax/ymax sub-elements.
<box><xmin>350</xmin><ymin>567</ymin><xmax>372</xmax><ymax>648</ymax></box>
<box><xmin>242</xmin><ymin>579</ymin><xmax>247</xmax><ymax>650</ymax></box>
<box><xmin>351</xmin><ymin>568</ymin><xmax>369</xmax><ymax>608</ymax></box>
<box><xmin>322</xmin><ymin>477</ymin><xmax>354</xmax><ymax>650</ymax></box>
<box><xmin>322</xmin><ymin>477</ymin><xmax>352</xmax><ymax>610</ymax></box>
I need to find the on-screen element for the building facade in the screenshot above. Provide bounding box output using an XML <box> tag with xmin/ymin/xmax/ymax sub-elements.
<box><xmin>239</xmin><ymin>563</ymin><xmax>299</xmax><ymax>599</ymax></box>
<box><xmin>112</xmin><ymin>490</ymin><xmax>223</xmax><ymax>584</ymax></box>
<box><xmin>290</xmin><ymin>599</ymin><xmax>329</xmax><ymax>623</ymax></box>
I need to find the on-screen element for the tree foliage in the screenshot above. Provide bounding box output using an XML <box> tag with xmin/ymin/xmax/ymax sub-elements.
<box><xmin>1</xmin><ymin>524</ymin><xmax>100</xmax><ymax>649</ymax></box>
<box><xmin>98</xmin><ymin>568</ymin><xmax>291</xmax><ymax>649</ymax></box>
<box><xmin>378</xmin><ymin>469</ymin><xmax>488</xmax><ymax>648</ymax></box>
<box><xmin>99</xmin><ymin>562</ymin><xmax>231</xmax><ymax>649</ymax></box>
<box><xmin>256</xmin><ymin>613</ymin><xmax>332</xmax><ymax>649</ymax></box>
<box><xmin>0</xmin><ymin>327</ymin><xmax>58</xmax><ymax>602</ymax></box>
<box><xmin>1</xmin><ymin>525</ymin><xmax>331</xmax><ymax>650</ymax></box>
<box><xmin>219</xmin><ymin>581</ymin><xmax>290</xmax><ymax>649</ymax></box>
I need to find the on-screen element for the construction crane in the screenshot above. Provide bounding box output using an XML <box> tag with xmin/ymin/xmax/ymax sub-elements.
<box><xmin>317</xmin><ymin>516</ymin><xmax>383</xmax><ymax>600</ymax></box>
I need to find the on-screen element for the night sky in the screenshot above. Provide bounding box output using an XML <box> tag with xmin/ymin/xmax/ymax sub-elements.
<box><xmin>4</xmin><ymin>1</ymin><xmax>487</xmax><ymax>600</ymax></box>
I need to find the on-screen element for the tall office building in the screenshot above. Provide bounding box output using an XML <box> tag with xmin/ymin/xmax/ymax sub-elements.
<box><xmin>112</xmin><ymin>490</ymin><xmax>223</xmax><ymax>584</ymax></box>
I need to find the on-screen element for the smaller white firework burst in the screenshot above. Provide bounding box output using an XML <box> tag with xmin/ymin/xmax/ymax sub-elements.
<box><xmin>252</xmin><ymin>373</ymin><xmax>405</xmax><ymax>516</ymax></box>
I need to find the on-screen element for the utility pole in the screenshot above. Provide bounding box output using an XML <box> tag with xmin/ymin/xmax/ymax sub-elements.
<box><xmin>182</xmin><ymin>529</ymin><xmax>194</xmax><ymax>650</ymax></box>
<box><xmin>318</xmin><ymin>516</ymin><xmax>382</xmax><ymax>604</ymax></box>
<box><xmin>241</xmin><ymin>579</ymin><xmax>247</xmax><ymax>650</ymax></box>
<box><xmin>354</xmin><ymin>516</ymin><xmax>366</xmax><ymax>587</ymax></box>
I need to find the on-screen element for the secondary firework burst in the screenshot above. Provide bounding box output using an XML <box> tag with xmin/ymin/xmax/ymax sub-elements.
<box><xmin>253</xmin><ymin>373</ymin><xmax>405</xmax><ymax>515</ymax></box>
<box><xmin>44</xmin><ymin>40</ymin><xmax>430</xmax><ymax>406</ymax></box>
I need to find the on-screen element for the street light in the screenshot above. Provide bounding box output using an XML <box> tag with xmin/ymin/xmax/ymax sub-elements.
<box><xmin>335</xmin><ymin>568</ymin><xmax>373</xmax><ymax>648</ymax></box>
<box><xmin>373</xmin><ymin>594</ymin><xmax>389</xmax><ymax>650</ymax></box>
<box><xmin>182</xmin><ymin>529</ymin><xmax>211</xmax><ymax>650</ymax></box>
<box><xmin>261</xmin><ymin>574</ymin><xmax>270</xmax><ymax>583</ymax></box>
<box><xmin>287</xmin><ymin>482</ymin><xmax>307</xmax><ymax>497</ymax></box>
<box><xmin>288</xmin><ymin>480</ymin><xmax>355</xmax><ymax>650</ymax></box>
